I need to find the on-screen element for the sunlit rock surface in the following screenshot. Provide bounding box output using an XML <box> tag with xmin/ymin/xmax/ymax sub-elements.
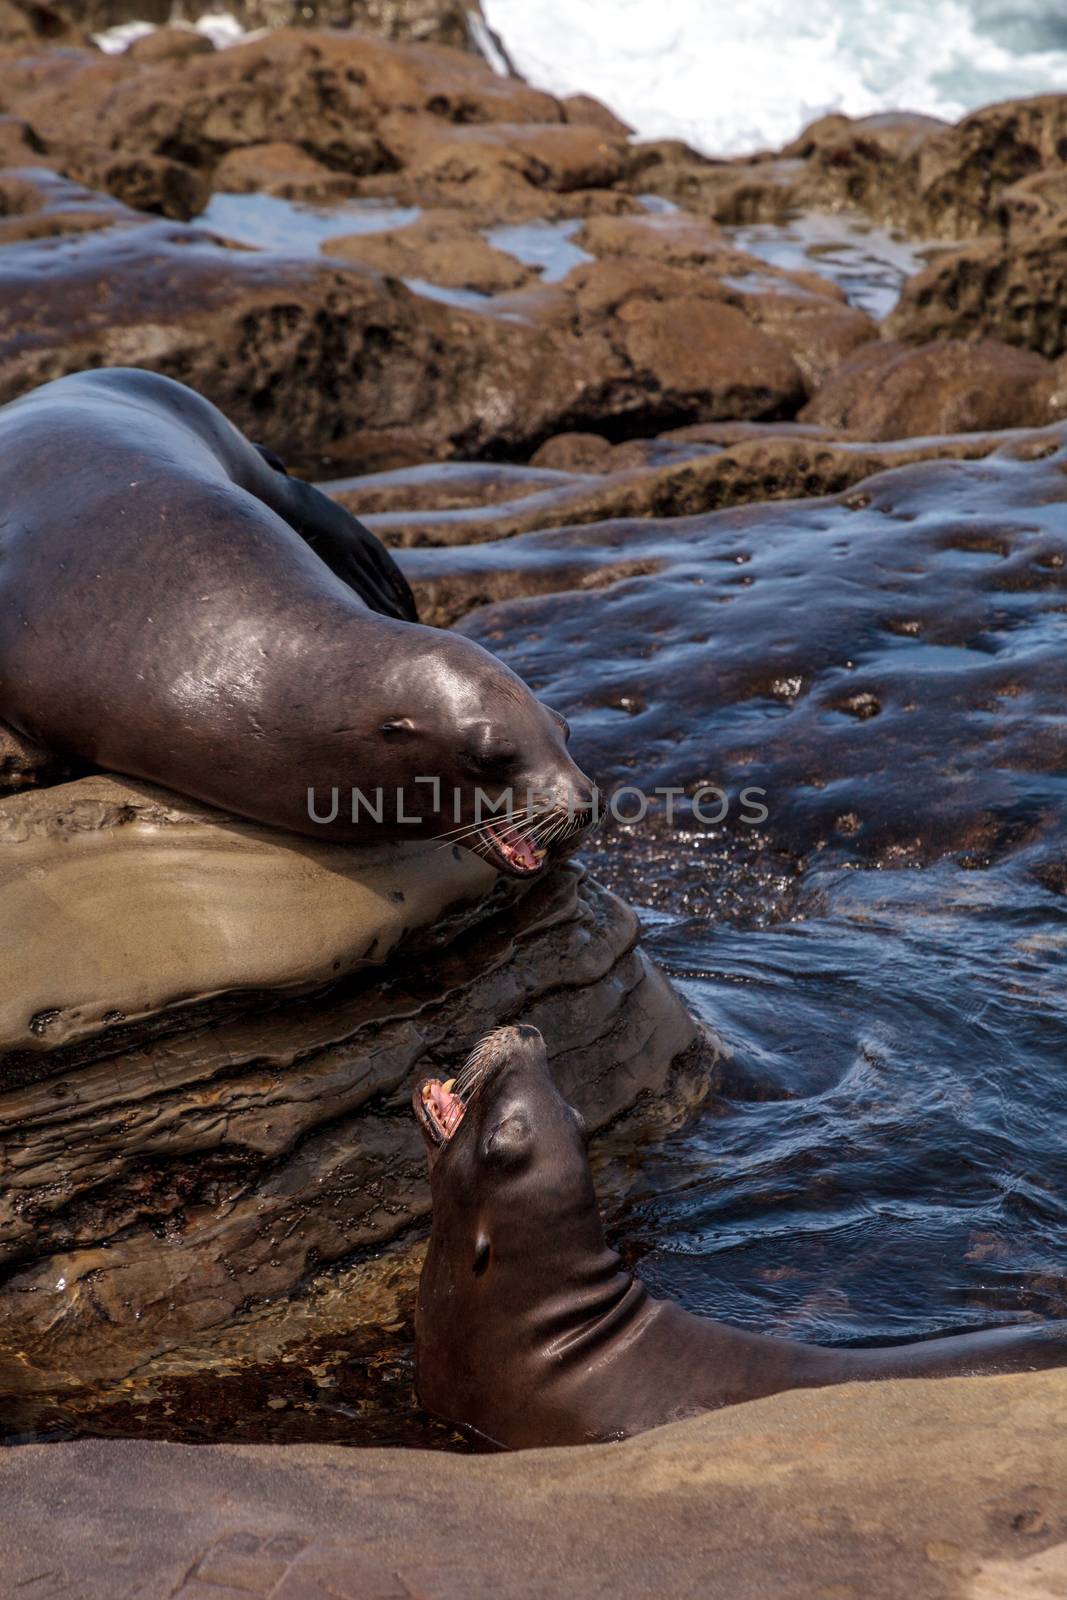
<box><xmin>3</xmin><ymin>1370</ymin><xmax>1066</xmax><ymax>1598</ymax></box>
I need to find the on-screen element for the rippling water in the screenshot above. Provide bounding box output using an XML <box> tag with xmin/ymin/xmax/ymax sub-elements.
<box><xmin>605</xmin><ymin>855</ymin><xmax>1067</xmax><ymax>1345</ymax></box>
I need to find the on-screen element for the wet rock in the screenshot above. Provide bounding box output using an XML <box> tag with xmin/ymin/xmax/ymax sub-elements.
<box><xmin>349</xmin><ymin>428</ymin><xmax>1012</xmax><ymax>555</ymax></box>
<box><xmin>801</xmin><ymin>338</ymin><xmax>1062</xmax><ymax>438</ymax></box>
<box><xmin>0</xmin><ymin>776</ymin><xmax>709</xmax><ymax>1394</ymax></box>
<box><xmin>3</xmin><ymin>1371</ymin><xmax>1066</xmax><ymax>1597</ymax></box>
<box><xmin>575</xmin><ymin>211</ymin><xmax>877</xmax><ymax>389</ymax></box>
<box><xmin>886</xmin><ymin>221</ymin><xmax>1067</xmax><ymax>358</ymax></box>
<box><xmin>323</xmin><ymin>207</ymin><xmax>536</xmax><ymax>291</ymax></box>
<box><xmin>0</xmin><ymin>163</ymin><xmax>138</xmax><ymax>241</ymax></box>
<box><xmin>398</xmin><ymin>423</ymin><xmax>1067</xmax><ymax>870</ymax></box>
<box><xmin>211</xmin><ymin>141</ymin><xmax>363</xmax><ymax>201</ymax></box>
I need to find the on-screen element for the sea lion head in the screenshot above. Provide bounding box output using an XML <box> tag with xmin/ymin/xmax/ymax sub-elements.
<box><xmin>413</xmin><ymin>1025</ymin><xmax>618</xmax><ymax>1439</ymax></box>
<box><xmin>365</xmin><ymin>624</ymin><xmax>597</xmax><ymax>877</ymax></box>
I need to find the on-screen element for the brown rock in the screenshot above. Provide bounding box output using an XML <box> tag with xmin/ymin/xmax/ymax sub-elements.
<box><xmin>9</xmin><ymin>29</ymin><xmax>561</xmax><ymax>180</ymax></box>
<box><xmin>323</xmin><ymin>208</ymin><xmax>536</xmax><ymax>291</ymax></box>
<box><xmin>211</xmin><ymin>141</ymin><xmax>363</xmax><ymax>201</ymax></box>
<box><xmin>125</xmin><ymin>24</ymin><xmax>215</xmax><ymax>62</ymax></box>
<box><xmin>886</xmin><ymin>220</ymin><xmax>1067</xmax><ymax>358</ymax></box>
<box><xmin>62</xmin><ymin>148</ymin><xmax>209</xmax><ymax>220</ymax></box>
<box><xmin>0</xmin><ymin>0</ymin><xmax>82</xmax><ymax>51</ymax></box>
<box><xmin>47</xmin><ymin>0</ymin><xmax>499</xmax><ymax>57</ymax></box>
<box><xmin>0</xmin><ymin>164</ymin><xmax>139</xmax><ymax>242</ymax></box>
<box><xmin>561</xmin><ymin>91</ymin><xmax>633</xmax><ymax>138</ymax></box>
<box><xmin>802</xmin><ymin>338</ymin><xmax>1060</xmax><ymax>438</ymax></box>
<box><xmin>916</xmin><ymin>94</ymin><xmax>1067</xmax><ymax>238</ymax></box>
<box><xmin>531</xmin><ymin>431</ymin><xmax>619</xmax><ymax>472</ymax></box>
<box><xmin>2</xmin><ymin>1372</ymin><xmax>1066</xmax><ymax>1597</ymax></box>
<box><xmin>995</xmin><ymin>168</ymin><xmax>1067</xmax><ymax>236</ymax></box>
<box><xmin>0</xmin><ymin>721</ymin><xmax>67</xmax><ymax>795</ymax></box>
<box><xmin>0</xmin><ymin>115</ymin><xmax>43</xmax><ymax>165</ymax></box>
<box><xmin>375</xmin><ymin>119</ymin><xmax>630</xmax><ymax>215</ymax></box>
<box><xmin>575</xmin><ymin>210</ymin><xmax>876</xmax><ymax>389</ymax></box>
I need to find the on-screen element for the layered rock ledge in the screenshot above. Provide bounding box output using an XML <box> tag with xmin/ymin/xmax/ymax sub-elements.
<box><xmin>0</xmin><ymin>773</ymin><xmax>714</xmax><ymax>1425</ymax></box>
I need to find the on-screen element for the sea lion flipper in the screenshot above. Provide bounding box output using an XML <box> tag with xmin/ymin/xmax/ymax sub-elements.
<box><xmin>258</xmin><ymin>455</ymin><xmax>418</xmax><ymax>624</ymax></box>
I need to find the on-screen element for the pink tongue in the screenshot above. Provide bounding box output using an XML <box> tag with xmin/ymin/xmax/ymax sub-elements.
<box><xmin>509</xmin><ymin>833</ymin><xmax>539</xmax><ymax>871</ymax></box>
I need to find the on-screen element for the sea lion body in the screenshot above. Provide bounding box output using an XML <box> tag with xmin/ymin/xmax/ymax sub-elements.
<box><xmin>414</xmin><ymin>1028</ymin><xmax>1067</xmax><ymax>1449</ymax></box>
<box><xmin>0</xmin><ymin>370</ymin><xmax>592</xmax><ymax>870</ymax></box>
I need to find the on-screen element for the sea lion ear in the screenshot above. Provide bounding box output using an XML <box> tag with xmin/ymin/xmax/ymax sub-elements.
<box><xmin>380</xmin><ymin>717</ymin><xmax>415</xmax><ymax>738</ymax></box>
<box><xmin>483</xmin><ymin>1111</ymin><xmax>533</xmax><ymax>1169</ymax></box>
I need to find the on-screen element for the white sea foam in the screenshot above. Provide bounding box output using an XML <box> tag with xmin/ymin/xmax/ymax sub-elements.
<box><xmin>482</xmin><ymin>0</ymin><xmax>1067</xmax><ymax>155</ymax></box>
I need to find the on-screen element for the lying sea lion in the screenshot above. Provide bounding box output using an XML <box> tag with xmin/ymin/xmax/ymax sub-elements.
<box><xmin>414</xmin><ymin>1026</ymin><xmax>1067</xmax><ymax>1448</ymax></box>
<box><xmin>0</xmin><ymin>369</ymin><xmax>594</xmax><ymax>873</ymax></box>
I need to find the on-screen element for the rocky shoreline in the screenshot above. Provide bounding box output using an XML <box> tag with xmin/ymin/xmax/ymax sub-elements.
<box><xmin>1</xmin><ymin>3</ymin><xmax>1066</xmax><ymax>1587</ymax></box>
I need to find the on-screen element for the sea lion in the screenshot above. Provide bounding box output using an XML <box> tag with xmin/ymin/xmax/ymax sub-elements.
<box><xmin>414</xmin><ymin>1026</ymin><xmax>1067</xmax><ymax>1449</ymax></box>
<box><xmin>0</xmin><ymin>369</ymin><xmax>594</xmax><ymax>873</ymax></box>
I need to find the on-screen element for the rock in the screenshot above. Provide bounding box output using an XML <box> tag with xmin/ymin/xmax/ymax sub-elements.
<box><xmin>801</xmin><ymin>338</ymin><xmax>1061</xmax><ymax>438</ymax></box>
<box><xmin>344</xmin><ymin>429</ymin><xmax>1014</xmax><ymax>556</ymax></box>
<box><xmin>0</xmin><ymin>115</ymin><xmax>43</xmax><ymax>165</ymax></box>
<box><xmin>61</xmin><ymin>148</ymin><xmax>209</xmax><ymax>219</ymax></box>
<box><xmin>531</xmin><ymin>431</ymin><xmax>619</xmax><ymax>472</ymax></box>
<box><xmin>0</xmin><ymin>164</ymin><xmax>139</xmax><ymax>242</ymax></box>
<box><xmin>211</xmin><ymin>141</ymin><xmax>363</xmax><ymax>201</ymax></box>
<box><xmin>0</xmin><ymin>721</ymin><xmax>69</xmax><ymax>794</ymax></box>
<box><xmin>0</xmin><ymin>775</ymin><xmax>709</xmax><ymax>1396</ymax></box>
<box><xmin>52</xmin><ymin>0</ymin><xmax>497</xmax><ymax>55</ymax></box>
<box><xmin>9</xmin><ymin>29</ymin><xmax>561</xmax><ymax>181</ymax></box>
<box><xmin>995</xmin><ymin>167</ymin><xmax>1067</xmax><ymax>237</ymax></box>
<box><xmin>323</xmin><ymin>208</ymin><xmax>536</xmax><ymax>291</ymax></box>
<box><xmin>2</xmin><ymin>1371</ymin><xmax>1066</xmax><ymax>1596</ymax></box>
<box><xmin>886</xmin><ymin>221</ymin><xmax>1067</xmax><ymax>358</ymax></box>
<box><xmin>365</xmin><ymin>118</ymin><xmax>630</xmax><ymax>215</ymax></box>
<box><xmin>398</xmin><ymin>421</ymin><xmax>1067</xmax><ymax>875</ymax></box>
<box><xmin>574</xmin><ymin>211</ymin><xmax>877</xmax><ymax>389</ymax></box>
<box><xmin>0</xmin><ymin>0</ymin><xmax>82</xmax><ymax>52</ymax></box>
<box><xmin>0</xmin><ymin>774</ymin><xmax>498</xmax><ymax>1064</ymax></box>
<box><xmin>561</xmin><ymin>92</ymin><xmax>633</xmax><ymax>139</ymax></box>
<box><xmin>915</xmin><ymin>94</ymin><xmax>1067</xmax><ymax>238</ymax></box>
<box><xmin>125</xmin><ymin>24</ymin><xmax>215</xmax><ymax>63</ymax></box>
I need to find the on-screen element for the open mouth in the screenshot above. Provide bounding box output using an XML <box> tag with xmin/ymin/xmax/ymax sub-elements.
<box><xmin>480</xmin><ymin>820</ymin><xmax>546</xmax><ymax>877</ymax></box>
<box><xmin>414</xmin><ymin>1034</ymin><xmax>501</xmax><ymax>1146</ymax></box>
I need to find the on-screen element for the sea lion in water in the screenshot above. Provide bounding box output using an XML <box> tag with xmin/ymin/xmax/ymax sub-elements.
<box><xmin>0</xmin><ymin>369</ymin><xmax>594</xmax><ymax>873</ymax></box>
<box><xmin>414</xmin><ymin>1026</ymin><xmax>1067</xmax><ymax>1449</ymax></box>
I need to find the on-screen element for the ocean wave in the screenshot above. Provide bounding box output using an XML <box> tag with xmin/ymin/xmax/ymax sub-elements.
<box><xmin>483</xmin><ymin>0</ymin><xmax>1067</xmax><ymax>155</ymax></box>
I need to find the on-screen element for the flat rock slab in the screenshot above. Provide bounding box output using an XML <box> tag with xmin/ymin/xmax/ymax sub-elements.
<box><xmin>0</xmin><ymin>773</ymin><xmax>496</xmax><ymax>1061</ymax></box>
<box><xmin>2</xmin><ymin>1369</ymin><xmax>1065</xmax><ymax>1597</ymax></box>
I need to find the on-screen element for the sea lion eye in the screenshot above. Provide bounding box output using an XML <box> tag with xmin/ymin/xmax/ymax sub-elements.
<box><xmin>472</xmin><ymin>1236</ymin><xmax>490</xmax><ymax>1276</ymax></box>
<box><xmin>465</xmin><ymin>724</ymin><xmax>518</xmax><ymax>774</ymax></box>
<box><xmin>483</xmin><ymin>1111</ymin><xmax>532</xmax><ymax>1169</ymax></box>
<box><xmin>380</xmin><ymin>717</ymin><xmax>415</xmax><ymax>739</ymax></box>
